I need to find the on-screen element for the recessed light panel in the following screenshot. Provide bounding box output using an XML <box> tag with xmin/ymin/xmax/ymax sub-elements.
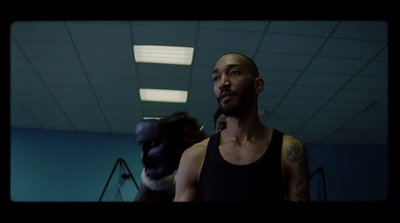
<box><xmin>133</xmin><ymin>45</ymin><xmax>194</xmax><ymax>65</ymax></box>
<box><xmin>139</xmin><ymin>88</ymin><xmax>188</xmax><ymax>103</ymax></box>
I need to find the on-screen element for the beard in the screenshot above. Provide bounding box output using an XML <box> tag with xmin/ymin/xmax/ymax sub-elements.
<box><xmin>217</xmin><ymin>83</ymin><xmax>255</xmax><ymax>117</ymax></box>
<box><xmin>220</xmin><ymin>101</ymin><xmax>244</xmax><ymax>117</ymax></box>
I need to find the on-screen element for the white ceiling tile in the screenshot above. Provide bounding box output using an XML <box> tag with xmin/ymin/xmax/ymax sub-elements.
<box><xmin>355</xmin><ymin>111</ymin><xmax>387</xmax><ymax>122</ymax></box>
<box><xmin>268</xmin><ymin>21</ymin><xmax>339</xmax><ymax>36</ymax></box>
<box><xmin>359</xmin><ymin>61</ymin><xmax>388</xmax><ymax>77</ymax></box>
<box><xmin>193</xmin><ymin>49</ymin><xmax>244</xmax><ymax>68</ymax></box>
<box><xmin>10</xmin><ymin>39</ymin><xmax>25</xmax><ymax>57</ymax></box>
<box><xmin>137</xmin><ymin>63</ymin><xmax>191</xmax><ymax>80</ymax></box>
<box><xmin>11</xmin><ymin>70</ymin><xmax>43</xmax><ymax>86</ymax></box>
<box><xmin>30</xmin><ymin>58</ymin><xmax>85</xmax><ymax>75</ymax></box>
<box><xmin>334</xmin><ymin>89</ymin><xmax>384</xmax><ymax>102</ymax></box>
<box><xmin>188</xmin><ymin>79</ymin><xmax>214</xmax><ymax>96</ymax></box>
<box><xmin>57</xmin><ymin>96</ymin><xmax>98</xmax><ymax>110</ymax></box>
<box><xmin>48</xmin><ymin>85</ymin><xmax>95</xmax><ymax>98</ymax></box>
<box><xmin>11</xmin><ymin>21</ymin><xmax>70</xmax><ymax>42</ymax></box>
<box><xmin>68</xmin><ymin>113</ymin><xmax>105</xmax><ymax>123</ymax></box>
<box><xmin>10</xmin><ymin>98</ymin><xmax>41</xmax><ymax>128</ymax></box>
<box><xmin>200</xmin><ymin>20</ymin><xmax>268</xmax><ymax>31</ymax></box>
<box><xmin>313</xmin><ymin>109</ymin><xmax>358</xmax><ymax>121</ymax></box>
<box><xmin>12</xmin><ymin>92</ymin><xmax>56</xmax><ymax>106</ymax></box>
<box><xmin>287</xmin><ymin>86</ymin><xmax>338</xmax><ymax>99</ymax></box>
<box><xmin>306</xmin><ymin>56</ymin><xmax>368</xmax><ymax>74</ymax></box>
<box><xmin>191</xmin><ymin>66</ymin><xmax>216</xmax><ymax>82</ymax></box>
<box><xmin>258</xmin><ymin>34</ymin><xmax>325</xmax><ymax>55</ymax></box>
<box><xmin>94</xmin><ymin>87</ymin><xmax>139</xmax><ymax>101</ymax></box>
<box><xmin>268</xmin><ymin>123</ymin><xmax>301</xmax><ymax>135</ymax></box>
<box><xmin>262</xmin><ymin>84</ymin><xmax>291</xmax><ymax>97</ymax></box>
<box><xmin>297</xmin><ymin>72</ymin><xmax>352</xmax><ymax>88</ymax></box>
<box><xmin>75</xmin><ymin>43</ymin><xmax>133</xmax><ymax>61</ymax></box>
<box><xmin>88</xmin><ymin>74</ymin><xmax>134</xmax><ymax>89</ymax></box>
<box><xmin>345</xmin><ymin>76</ymin><xmax>387</xmax><ymax>91</ymax></box>
<box><xmin>62</xmin><ymin>103</ymin><xmax>103</xmax><ymax>115</ymax></box>
<box><xmin>187</xmin><ymin>93</ymin><xmax>218</xmax><ymax>109</ymax></box>
<box><xmin>72</xmin><ymin>121</ymin><xmax>109</xmax><ymax>133</ymax></box>
<box><xmin>295</xmin><ymin>125</ymin><xmax>337</xmax><ymax>143</ymax></box>
<box><xmin>278</xmin><ymin>97</ymin><xmax>326</xmax><ymax>110</ymax></box>
<box><xmin>99</xmin><ymin>89</ymin><xmax>139</xmax><ymax>103</ymax></box>
<box><xmin>132</xmin><ymin>25</ymin><xmax>197</xmax><ymax>46</ymax></box>
<box><xmin>107</xmin><ymin>117</ymin><xmax>138</xmax><ymax>135</ymax></box>
<box><xmin>11</xmin><ymin>82</ymin><xmax>53</xmax><ymax>103</ymax></box>
<box><xmin>36</xmin><ymin>115</ymin><xmax>75</xmax><ymax>131</ymax></box>
<box><xmin>28</xmin><ymin>104</ymin><xmax>65</xmax><ymax>117</ymax></box>
<box><xmin>11</xmin><ymin>56</ymin><xmax>35</xmax><ymax>72</ymax></box>
<box><xmin>319</xmin><ymin>38</ymin><xmax>386</xmax><ymax>59</ymax></box>
<box><xmin>131</xmin><ymin>20</ymin><xmax>198</xmax><ymax>28</ymax></box>
<box><xmin>321</xmin><ymin>134</ymin><xmax>357</xmax><ymax>144</ymax></box>
<box><xmin>374</xmin><ymin>46</ymin><xmax>388</xmax><ymax>61</ymax></box>
<box><xmin>343</xmin><ymin>119</ymin><xmax>384</xmax><ymax>129</ymax></box>
<box><xmin>332</xmin><ymin>21</ymin><xmax>388</xmax><ymax>41</ymax></box>
<box><xmin>265</xmin><ymin>116</ymin><xmax>306</xmax><ymax>131</ymax></box>
<box><xmin>304</xmin><ymin>117</ymin><xmax>347</xmax><ymax>128</ymax></box>
<box><xmin>17</xmin><ymin>41</ymin><xmax>78</xmax><ymax>59</ymax></box>
<box><xmin>139</xmin><ymin>77</ymin><xmax>189</xmax><ymax>90</ymax></box>
<box><xmin>142</xmin><ymin>102</ymin><xmax>187</xmax><ymax>118</ymax></box>
<box><xmin>323</xmin><ymin>99</ymin><xmax>370</xmax><ymax>112</ymax></box>
<box><xmin>258</xmin><ymin>95</ymin><xmax>282</xmax><ymax>112</ymax></box>
<box><xmin>102</xmin><ymin>105</ymin><xmax>141</xmax><ymax>118</ymax></box>
<box><xmin>254</xmin><ymin>53</ymin><xmax>313</xmax><ymax>70</ymax></box>
<box><xmin>40</xmin><ymin>73</ymin><xmax>90</xmax><ymax>86</ymax></box>
<box><xmin>261</xmin><ymin>69</ymin><xmax>301</xmax><ymax>85</ymax></box>
<box><xmin>67</xmin><ymin>22</ymin><xmax>131</xmax><ymax>44</ymax></box>
<box><xmin>197</xmin><ymin>29</ymin><xmax>262</xmax><ymax>51</ymax></box>
<box><xmin>273</xmin><ymin>106</ymin><xmax>317</xmax><ymax>118</ymax></box>
<box><xmin>82</xmin><ymin>60</ymin><xmax>136</xmax><ymax>76</ymax></box>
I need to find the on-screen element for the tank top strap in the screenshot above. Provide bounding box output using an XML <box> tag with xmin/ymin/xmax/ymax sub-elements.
<box><xmin>270</xmin><ymin>129</ymin><xmax>284</xmax><ymax>154</ymax></box>
<box><xmin>202</xmin><ymin>131</ymin><xmax>221</xmax><ymax>166</ymax></box>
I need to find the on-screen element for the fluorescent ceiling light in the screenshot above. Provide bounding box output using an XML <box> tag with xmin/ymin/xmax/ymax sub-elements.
<box><xmin>133</xmin><ymin>45</ymin><xmax>194</xmax><ymax>65</ymax></box>
<box><xmin>142</xmin><ymin>117</ymin><xmax>161</xmax><ymax>120</ymax></box>
<box><xmin>139</xmin><ymin>88</ymin><xmax>188</xmax><ymax>103</ymax></box>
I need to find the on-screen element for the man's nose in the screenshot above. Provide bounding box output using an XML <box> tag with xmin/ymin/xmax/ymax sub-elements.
<box><xmin>219</xmin><ymin>74</ymin><xmax>231</xmax><ymax>89</ymax></box>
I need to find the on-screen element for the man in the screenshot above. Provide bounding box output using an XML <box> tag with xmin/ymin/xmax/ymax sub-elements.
<box><xmin>174</xmin><ymin>53</ymin><xmax>310</xmax><ymax>202</ymax></box>
<box><xmin>213</xmin><ymin>106</ymin><xmax>226</xmax><ymax>133</ymax></box>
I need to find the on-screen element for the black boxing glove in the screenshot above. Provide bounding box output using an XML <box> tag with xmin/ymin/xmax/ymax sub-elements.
<box><xmin>135</xmin><ymin>112</ymin><xmax>206</xmax><ymax>179</ymax></box>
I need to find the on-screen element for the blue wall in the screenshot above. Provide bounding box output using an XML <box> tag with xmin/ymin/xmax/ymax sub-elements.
<box><xmin>10</xmin><ymin>128</ymin><xmax>143</xmax><ymax>202</ymax></box>
<box><xmin>10</xmin><ymin>127</ymin><xmax>388</xmax><ymax>202</ymax></box>
<box><xmin>307</xmin><ymin>143</ymin><xmax>388</xmax><ymax>201</ymax></box>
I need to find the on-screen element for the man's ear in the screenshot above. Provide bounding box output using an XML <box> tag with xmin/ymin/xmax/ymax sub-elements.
<box><xmin>254</xmin><ymin>77</ymin><xmax>264</xmax><ymax>94</ymax></box>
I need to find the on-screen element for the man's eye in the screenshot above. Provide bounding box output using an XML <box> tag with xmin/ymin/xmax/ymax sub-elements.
<box><xmin>213</xmin><ymin>76</ymin><xmax>220</xmax><ymax>81</ymax></box>
<box><xmin>231</xmin><ymin>71</ymin><xmax>240</xmax><ymax>75</ymax></box>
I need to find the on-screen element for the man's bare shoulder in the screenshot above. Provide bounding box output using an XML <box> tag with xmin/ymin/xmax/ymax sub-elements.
<box><xmin>181</xmin><ymin>137</ymin><xmax>209</xmax><ymax>161</ymax></box>
<box><xmin>282</xmin><ymin>135</ymin><xmax>307</xmax><ymax>163</ymax></box>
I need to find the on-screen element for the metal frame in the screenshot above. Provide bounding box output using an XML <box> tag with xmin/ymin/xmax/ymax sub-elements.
<box><xmin>98</xmin><ymin>158</ymin><xmax>139</xmax><ymax>202</ymax></box>
<box><xmin>310</xmin><ymin>166</ymin><xmax>327</xmax><ymax>201</ymax></box>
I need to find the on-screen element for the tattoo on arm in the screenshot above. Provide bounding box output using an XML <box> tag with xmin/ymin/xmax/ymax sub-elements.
<box><xmin>285</xmin><ymin>141</ymin><xmax>304</xmax><ymax>163</ymax></box>
<box><xmin>286</xmin><ymin>140</ymin><xmax>310</xmax><ymax>201</ymax></box>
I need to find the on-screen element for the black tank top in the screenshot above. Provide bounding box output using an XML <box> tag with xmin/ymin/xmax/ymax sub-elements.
<box><xmin>198</xmin><ymin>129</ymin><xmax>284</xmax><ymax>202</ymax></box>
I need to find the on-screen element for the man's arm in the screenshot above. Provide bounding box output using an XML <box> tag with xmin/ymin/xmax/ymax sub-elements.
<box><xmin>282</xmin><ymin>135</ymin><xmax>310</xmax><ymax>201</ymax></box>
<box><xmin>174</xmin><ymin>140</ymin><xmax>208</xmax><ymax>202</ymax></box>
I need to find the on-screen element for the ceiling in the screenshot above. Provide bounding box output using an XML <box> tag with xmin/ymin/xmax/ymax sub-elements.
<box><xmin>10</xmin><ymin>20</ymin><xmax>388</xmax><ymax>146</ymax></box>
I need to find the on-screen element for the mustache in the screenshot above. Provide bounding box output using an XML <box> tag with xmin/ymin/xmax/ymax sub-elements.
<box><xmin>218</xmin><ymin>89</ymin><xmax>237</xmax><ymax>101</ymax></box>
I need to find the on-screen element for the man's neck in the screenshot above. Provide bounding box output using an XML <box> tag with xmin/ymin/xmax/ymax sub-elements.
<box><xmin>224</xmin><ymin>108</ymin><xmax>266</xmax><ymax>144</ymax></box>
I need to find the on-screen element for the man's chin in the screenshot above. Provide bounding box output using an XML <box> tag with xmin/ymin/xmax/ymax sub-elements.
<box><xmin>221</xmin><ymin>104</ymin><xmax>243</xmax><ymax>117</ymax></box>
